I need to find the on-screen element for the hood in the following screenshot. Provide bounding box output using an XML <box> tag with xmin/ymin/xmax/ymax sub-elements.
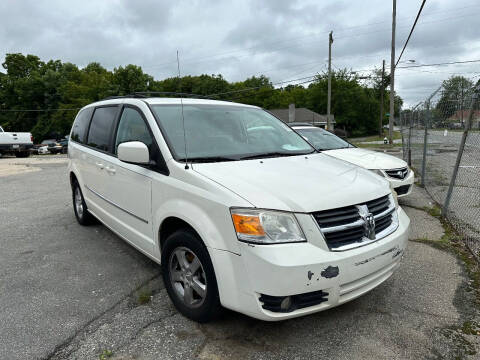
<box><xmin>323</xmin><ymin>147</ymin><xmax>407</xmax><ymax>170</ymax></box>
<box><xmin>192</xmin><ymin>153</ymin><xmax>390</xmax><ymax>213</ymax></box>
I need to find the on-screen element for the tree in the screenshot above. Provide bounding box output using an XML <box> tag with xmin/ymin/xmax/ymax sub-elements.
<box><xmin>0</xmin><ymin>53</ymin><xmax>411</xmax><ymax>141</ymax></box>
<box><xmin>113</xmin><ymin>65</ymin><xmax>153</xmax><ymax>95</ymax></box>
<box><xmin>436</xmin><ymin>76</ymin><xmax>474</xmax><ymax>120</ymax></box>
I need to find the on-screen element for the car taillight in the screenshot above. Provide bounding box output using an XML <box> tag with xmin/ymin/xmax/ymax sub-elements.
<box><xmin>30</xmin><ymin>135</ymin><xmax>34</xmax><ymax>142</ymax></box>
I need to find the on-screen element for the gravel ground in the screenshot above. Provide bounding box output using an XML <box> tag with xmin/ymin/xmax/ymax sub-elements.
<box><xmin>0</xmin><ymin>155</ymin><xmax>479</xmax><ymax>359</ymax></box>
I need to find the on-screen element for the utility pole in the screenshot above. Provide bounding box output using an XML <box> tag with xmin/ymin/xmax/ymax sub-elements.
<box><xmin>327</xmin><ymin>31</ymin><xmax>333</xmax><ymax>130</ymax></box>
<box><xmin>379</xmin><ymin>59</ymin><xmax>385</xmax><ymax>137</ymax></box>
<box><xmin>389</xmin><ymin>0</ymin><xmax>396</xmax><ymax>144</ymax></box>
<box><xmin>461</xmin><ymin>83</ymin><xmax>464</xmax><ymax>127</ymax></box>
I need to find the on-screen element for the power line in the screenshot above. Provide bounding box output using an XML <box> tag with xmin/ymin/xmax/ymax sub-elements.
<box><xmin>396</xmin><ymin>0</ymin><xmax>426</xmax><ymax>67</ymax></box>
<box><xmin>347</xmin><ymin>59</ymin><xmax>480</xmax><ymax>74</ymax></box>
<box><xmin>227</xmin><ymin>78</ymin><xmax>317</xmax><ymax>102</ymax></box>
<box><xmin>207</xmin><ymin>74</ymin><xmax>319</xmax><ymax>97</ymax></box>
<box><xmin>0</xmin><ymin>108</ymin><xmax>80</xmax><ymax>112</ymax></box>
<box><xmin>397</xmin><ymin>59</ymin><xmax>480</xmax><ymax>69</ymax></box>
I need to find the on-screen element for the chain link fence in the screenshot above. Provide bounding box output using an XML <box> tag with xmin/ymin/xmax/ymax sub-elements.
<box><xmin>401</xmin><ymin>81</ymin><xmax>480</xmax><ymax>260</ymax></box>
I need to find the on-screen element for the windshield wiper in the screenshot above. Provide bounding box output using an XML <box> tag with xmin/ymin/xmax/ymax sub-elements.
<box><xmin>240</xmin><ymin>151</ymin><xmax>313</xmax><ymax>160</ymax></box>
<box><xmin>179</xmin><ymin>156</ymin><xmax>238</xmax><ymax>163</ymax></box>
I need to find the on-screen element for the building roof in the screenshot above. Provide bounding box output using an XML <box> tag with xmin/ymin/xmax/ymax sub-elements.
<box><xmin>269</xmin><ymin>107</ymin><xmax>334</xmax><ymax>124</ymax></box>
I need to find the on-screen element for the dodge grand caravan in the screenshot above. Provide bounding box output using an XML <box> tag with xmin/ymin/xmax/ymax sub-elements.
<box><xmin>68</xmin><ymin>97</ymin><xmax>410</xmax><ymax>322</ymax></box>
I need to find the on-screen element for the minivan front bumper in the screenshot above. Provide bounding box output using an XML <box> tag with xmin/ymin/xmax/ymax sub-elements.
<box><xmin>211</xmin><ymin>207</ymin><xmax>410</xmax><ymax>321</ymax></box>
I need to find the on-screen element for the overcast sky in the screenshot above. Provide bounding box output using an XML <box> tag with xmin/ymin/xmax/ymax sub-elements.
<box><xmin>1</xmin><ymin>0</ymin><xmax>479</xmax><ymax>106</ymax></box>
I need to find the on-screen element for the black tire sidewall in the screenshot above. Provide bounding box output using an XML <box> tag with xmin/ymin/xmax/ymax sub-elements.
<box><xmin>72</xmin><ymin>181</ymin><xmax>92</xmax><ymax>225</ymax></box>
<box><xmin>161</xmin><ymin>230</ymin><xmax>221</xmax><ymax>323</ymax></box>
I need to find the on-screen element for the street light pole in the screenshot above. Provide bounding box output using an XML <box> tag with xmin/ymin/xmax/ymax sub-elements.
<box><xmin>389</xmin><ymin>0</ymin><xmax>396</xmax><ymax>144</ymax></box>
<box><xmin>379</xmin><ymin>59</ymin><xmax>385</xmax><ymax>137</ymax></box>
<box><xmin>327</xmin><ymin>31</ymin><xmax>333</xmax><ymax>130</ymax></box>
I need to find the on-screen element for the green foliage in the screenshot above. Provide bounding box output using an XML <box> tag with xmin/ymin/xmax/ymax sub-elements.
<box><xmin>98</xmin><ymin>349</ymin><xmax>113</xmax><ymax>359</ymax></box>
<box><xmin>436</xmin><ymin>76</ymin><xmax>474</xmax><ymax>120</ymax></box>
<box><xmin>0</xmin><ymin>53</ymin><xmax>405</xmax><ymax>142</ymax></box>
<box><xmin>137</xmin><ymin>289</ymin><xmax>152</xmax><ymax>305</ymax></box>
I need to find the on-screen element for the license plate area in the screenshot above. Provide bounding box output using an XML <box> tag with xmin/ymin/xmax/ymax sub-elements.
<box><xmin>12</xmin><ymin>144</ymin><xmax>19</xmax><ymax>149</ymax></box>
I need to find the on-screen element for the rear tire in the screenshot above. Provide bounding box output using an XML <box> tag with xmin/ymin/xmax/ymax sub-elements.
<box><xmin>162</xmin><ymin>229</ymin><xmax>222</xmax><ymax>323</ymax></box>
<box><xmin>72</xmin><ymin>180</ymin><xmax>94</xmax><ymax>225</ymax></box>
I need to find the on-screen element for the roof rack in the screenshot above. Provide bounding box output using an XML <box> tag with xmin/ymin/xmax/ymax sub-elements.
<box><xmin>102</xmin><ymin>92</ymin><xmax>216</xmax><ymax>101</ymax></box>
<box><xmin>288</xmin><ymin>122</ymin><xmax>318</xmax><ymax>127</ymax></box>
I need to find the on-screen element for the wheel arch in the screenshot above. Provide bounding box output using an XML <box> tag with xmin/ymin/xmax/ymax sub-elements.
<box><xmin>69</xmin><ymin>171</ymin><xmax>78</xmax><ymax>187</ymax></box>
<box><xmin>154</xmin><ymin>198</ymin><xmax>240</xmax><ymax>256</ymax></box>
<box><xmin>159</xmin><ymin>216</ymin><xmax>204</xmax><ymax>251</ymax></box>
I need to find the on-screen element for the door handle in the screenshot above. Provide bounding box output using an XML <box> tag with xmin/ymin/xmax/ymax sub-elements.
<box><xmin>105</xmin><ymin>166</ymin><xmax>116</xmax><ymax>175</ymax></box>
<box><xmin>95</xmin><ymin>162</ymin><xmax>104</xmax><ymax>169</ymax></box>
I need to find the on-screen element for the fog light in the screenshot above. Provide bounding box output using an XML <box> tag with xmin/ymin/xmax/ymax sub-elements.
<box><xmin>280</xmin><ymin>296</ymin><xmax>292</xmax><ymax>311</ymax></box>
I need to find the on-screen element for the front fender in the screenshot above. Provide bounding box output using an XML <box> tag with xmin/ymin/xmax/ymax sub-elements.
<box><xmin>153</xmin><ymin>198</ymin><xmax>241</xmax><ymax>256</ymax></box>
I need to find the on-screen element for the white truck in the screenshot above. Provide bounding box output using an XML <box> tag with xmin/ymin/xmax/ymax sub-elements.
<box><xmin>0</xmin><ymin>125</ymin><xmax>33</xmax><ymax>157</ymax></box>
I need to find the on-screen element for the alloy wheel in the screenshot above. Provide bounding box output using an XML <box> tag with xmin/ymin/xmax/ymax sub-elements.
<box><xmin>74</xmin><ymin>187</ymin><xmax>84</xmax><ymax>218</ymax></box>
<box><xmin>169</xmin><ymin>246</ymin><xmax>207</xmax><ymax>308</ymax></box>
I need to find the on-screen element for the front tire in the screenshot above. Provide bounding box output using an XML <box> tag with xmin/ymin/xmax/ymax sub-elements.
<box><xmin>72</xmin><ymin>180</ymin><xmax>94</xmax><ymax>225</ymax></box>
<box><xmin>162</xmin><ymin>229</ymin><xmax>221</xmax><ymax>323</ymax></box>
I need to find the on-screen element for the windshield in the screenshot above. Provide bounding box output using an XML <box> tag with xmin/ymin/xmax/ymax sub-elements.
<box><xmin>294</xmin><ymin>127</ymin><xmax>353</xmax><ymax>151</ymax></box>
<box><xmin>151</xmin><ymin>104</ymin><xmax>314</xmax><ymax>162</ymax></box>
<box><xmin>0</xmin><ymin>126</ymin><xmax>3</xmax><ymax>132</ymax></box>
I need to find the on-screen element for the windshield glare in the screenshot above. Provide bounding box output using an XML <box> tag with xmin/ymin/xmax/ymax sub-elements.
<box><xmin>152</xmin><ymin>105</ymin><xmax>314</xmax><ymax>161</ymax></box>
<box><xmin>294</xmin><ymin>127</ymin><xmax>352</xmax><ymax>151</ymax></box>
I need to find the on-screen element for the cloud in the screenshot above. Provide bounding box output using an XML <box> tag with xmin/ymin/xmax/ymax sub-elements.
<box><xmin>1</xmin><ymin>0</ymin><xmax>479</xmax><ymax>106</ymax></box>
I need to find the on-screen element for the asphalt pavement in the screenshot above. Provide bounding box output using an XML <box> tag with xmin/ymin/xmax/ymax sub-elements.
<box><xmin>0</xmin><ymin>155</ymin><xmax>479</xmax><ymax>359</ymax></box>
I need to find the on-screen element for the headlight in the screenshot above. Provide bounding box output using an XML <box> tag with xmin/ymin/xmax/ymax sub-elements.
<box><xmin>230</xmin><ymin>208</ymin><xmax>306</xmax><ymax>244</ymax></box>
<box><xmin>369</xmin><ymin>169</ymin><xmax>385</xmax><ymax>177</ymax></box>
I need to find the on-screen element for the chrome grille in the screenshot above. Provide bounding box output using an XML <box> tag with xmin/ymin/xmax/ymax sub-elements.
<box><xmin>366</xmin><ymin>195</ymin><xmax>390</xmax><ymax>215</ymax></box>
<box><xmin>312</xmin><ymin>194</ymin><xmax>398</xmax><ymax>251</ymax></box>
<box><xmin>312</xmin><ymin>205</ymin><xmax>360</xmax><ymax>227</ymax></box>
<box><xmin>385</xmin><ymin>167</ymin><xmax>408</xmax><ymax>180</ymax></box>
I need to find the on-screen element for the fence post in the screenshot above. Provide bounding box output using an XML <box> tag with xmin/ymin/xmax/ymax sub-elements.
<box><xmin>421</xmin><ymin>87</ymin><xmax>442</xmax><ymax>187</ymax></box>
<box><xmin>420</xmin><ymin>101</ymin><xmax>430</xmax><ymax>186</ymax></box>
<box><xmin>408</xmin><ymin>102</ymin><xmax>421</xmax><ymax>167</ymax></box>
<box><xmin>408</xmin><ymin>111</ymin><xmax>412</xmax><ymax>166</ymax></box>
<box><xmin>442</xmin><ymin>86</ymin><xmax>480</xmax><ymax>215</ymax></box>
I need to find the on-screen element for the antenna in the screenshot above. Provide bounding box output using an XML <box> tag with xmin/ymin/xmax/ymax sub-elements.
<box><xmin>177</xmin><ymin>50</ymin><xmax>189</xmax><ymax>170</ymax></box>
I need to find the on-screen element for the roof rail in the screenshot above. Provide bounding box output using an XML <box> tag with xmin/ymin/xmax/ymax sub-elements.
<box><xmin>102</xmin><ymin>92</ymin><xmax>217</xmax><ymax>101</ymax></box>
<box><xmin>133</xmin><ymin>91</ymin><xmax>213</xmax><ymax>99</ymax></box>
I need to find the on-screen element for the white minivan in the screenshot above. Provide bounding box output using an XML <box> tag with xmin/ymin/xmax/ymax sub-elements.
<box><xmin>68</xmin><ymin>97</ymin><xmax>410</xmax><ymax>322</ymax></box>
<box><xmin>290</xmin><ymin>124</ymin><xmax>414</xmax><ymax>197</ymax></box>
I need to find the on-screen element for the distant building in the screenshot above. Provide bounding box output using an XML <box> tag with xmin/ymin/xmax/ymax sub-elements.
<box><xmin>447</xmin><ymin>110</ymin><xmax>480</xmax><ymax>129</ymax></box>
<box><xmin>269</xmin><ymin>104</ymin><xmax>335</xmax><ymax>129</ymax></box>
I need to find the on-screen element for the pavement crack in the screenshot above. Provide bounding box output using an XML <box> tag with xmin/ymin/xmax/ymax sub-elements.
<box><xmin>114</xmin><ymin>311</ymin><xmax>178</xmax><ymax>353</ymax></box>
<box><xmin>45</xmin><ymin>272</ymin><xmax>161</xmax><ymax>360</ymax></box>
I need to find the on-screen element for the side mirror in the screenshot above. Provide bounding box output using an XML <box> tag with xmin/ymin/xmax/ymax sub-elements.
<box><xmin>117</xmin><ymin>141</ymin><xmax>149</xmax><ymax>164</ymax></box>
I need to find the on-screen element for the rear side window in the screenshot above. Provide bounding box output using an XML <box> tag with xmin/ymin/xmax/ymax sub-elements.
<box><xmin>71</xmin><ymin>107</ymin><xmax>93</xmax><ymax>144</ymax></box>
<box><xmin>87</xmin><ymin>107</ymin><xmax>118</xmax><ymax>152</ymax></box>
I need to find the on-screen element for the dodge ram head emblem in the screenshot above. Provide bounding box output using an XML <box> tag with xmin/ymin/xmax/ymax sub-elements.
<box><xmin>357</xmin><ymin>205</ymin><xmax>376</xmax><ymax>240</ymax></box>
<box><xmin>364</xmin><ymin>214</ymin><xmax>376</xmax><ymax>239</ymax></box>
